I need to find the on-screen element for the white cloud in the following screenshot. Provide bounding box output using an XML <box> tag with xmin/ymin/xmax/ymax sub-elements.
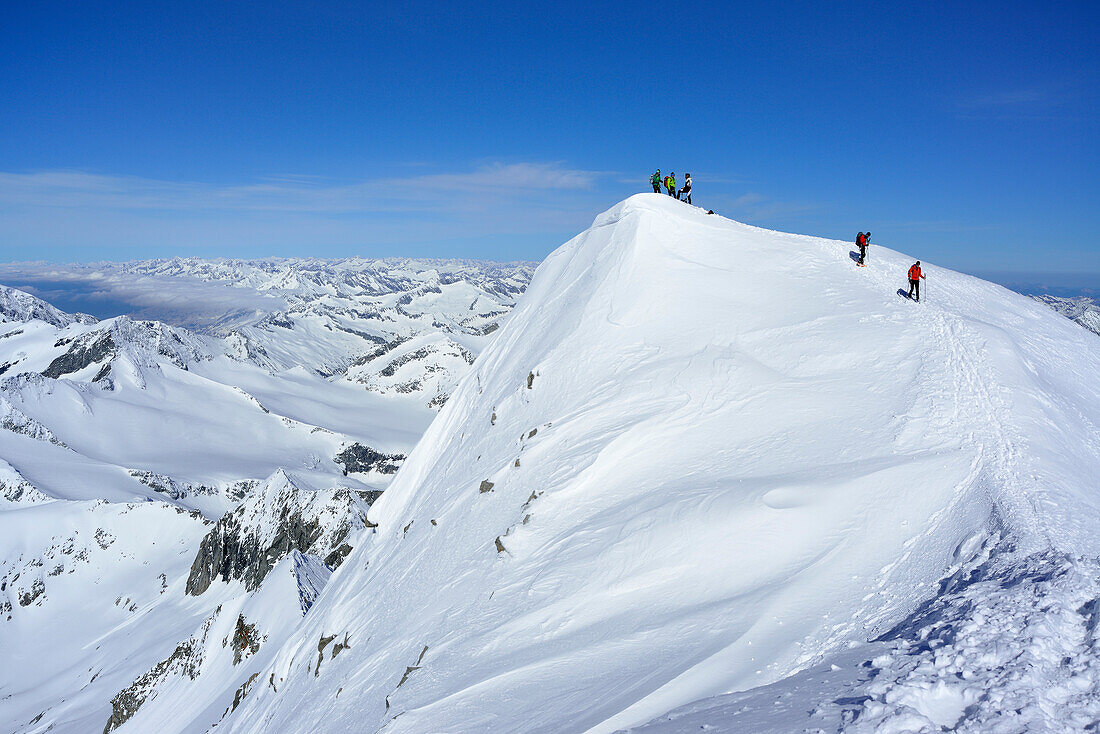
<box><xmin>0</xmin><ymin>162</ymin><xmax>620</xmax><ymax>259</ymax></box>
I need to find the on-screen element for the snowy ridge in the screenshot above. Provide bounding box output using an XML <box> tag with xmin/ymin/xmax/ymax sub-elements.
<box><xmin>345</xmin><ymin>332</ymin><xmax>475</xmax><ymax>407</ymax></box>
<box><xmin>215</xmin><ymin>194</ymin><xmax>1100</xmax><ymax>734</ymax></box>
<box><xmin>0</xmin><ymin>457</ymin><xmax>52</xmax><ymax>506</ymax></box>
<box><xmin>0</xmin><ymin>499</ymin><xmax>215</xmax><ymax>733</ymax></box>
<box><xmin>0</xmin><ymin>284</ymin><xmax>94</xmax><ymax>328</ymax></box>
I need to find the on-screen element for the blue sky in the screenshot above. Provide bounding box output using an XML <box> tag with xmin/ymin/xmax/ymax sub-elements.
<box><xmin>1</xmin><ymin>1</ymin><xmax>1097</xmax><ymax>282</ymax></box>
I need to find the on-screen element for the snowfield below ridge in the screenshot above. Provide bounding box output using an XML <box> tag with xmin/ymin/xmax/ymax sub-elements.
<box><xmin>0</xmin><ymin>260</ymin><xmax>532</xmax><ymax>734</ymax></box>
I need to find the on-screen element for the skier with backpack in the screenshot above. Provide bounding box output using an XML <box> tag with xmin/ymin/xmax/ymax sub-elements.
<box><xmin>856</xmin><ymin>231</ymin><xmax>869</xmax><ymax>266</ymax></box>
<box><xmin>679</xmin><ymin>173</ymin><xmax>692</xmax><ymax>204</ymax></box>
<box><xmin>651</xmin><ymin>169</ymin><xmax>662</xmax><ymax>193</ymax></box>
<box><xmin>665</xmin><ymin>172</ymin><xmax>676</xmax><ymax>197</ymax></box>
<box><xmin>907</xmin><ymin>261</ymin><xmax>926</xmax><ymax>301</ymax></box>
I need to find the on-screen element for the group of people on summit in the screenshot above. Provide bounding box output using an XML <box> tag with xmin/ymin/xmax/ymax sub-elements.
<box><xmin>644</xmin><ymin>174</ymin><xmax>928</xmax><ymax>302</ymax></box>
<box><xmin>650</xmin><ymin>169</ymin><xmax>692</xmax><ymax>204</ymax></box>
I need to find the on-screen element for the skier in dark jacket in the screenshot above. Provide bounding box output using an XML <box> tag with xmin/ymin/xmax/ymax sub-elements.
<box><xmin>651</xmin><ymin>170</ymin><xmax>662</xmax><ymax>193</ymax></box>
<box><xmin>907</xmin><ymin>261</ymin><xmax>926</xmax><ymax>301</ymax></box>
<box><xmin>679</xmin><ymin>173</ymin><xmax>692</xmax><ymax>204</ymax></box>
<box><xmin>856</xmin><ymin>232</ymin><xmax>869</xmax><ymax>266</ymax></box>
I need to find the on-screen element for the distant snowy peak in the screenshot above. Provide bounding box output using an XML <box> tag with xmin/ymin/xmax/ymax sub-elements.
<box><xmin>0</xmin><ymin>284</ymin><xmax>95</xmax><ymax>328</ymax></box>
<box><xmin>5</xmin><ymin>259</ymin><xmax>533</xmax><ymax>409</ymax></box>
<box><xmin>345</xmin><ymin>332</ymin><xmax>475</xmax><ymax>407</ymax></box>
<box><xmin>1030</xmin><ymin>294</ymin><xmax>1100</xmax><ymax>336</ymax></box>
<box><xmin>115</xmin><ymin>256</ymin><xmax>532</xmax><ymax>300</ymax></box>
<box><xmin>201</xmin><ymin>257</ymin><xmax>530</xmax><ymax>380</ymax></box>
<box><xmin>39</xmin><ymin>316</ymin><xmax>216</xmax><ymax>385</ymax></box>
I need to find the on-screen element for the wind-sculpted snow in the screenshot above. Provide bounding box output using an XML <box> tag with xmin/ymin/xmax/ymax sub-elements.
<box><xmin>625</xmin><ymin>525</ymin><xmax>1100</xmax><ymax>733</ymax></box>
<box><xmin>217</xmin><ymin>195</ymin><xmax>1100</xmax><ymax>734</ymax></box>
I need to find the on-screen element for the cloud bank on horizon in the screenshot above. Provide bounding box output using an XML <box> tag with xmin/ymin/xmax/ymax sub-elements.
<box><xmin>0</xmin><ymin>162</ymin><xmax>621</xmax><ymax>262</ymax></box>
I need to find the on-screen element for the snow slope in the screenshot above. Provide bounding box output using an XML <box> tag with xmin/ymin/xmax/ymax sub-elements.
<box><xmin>0</xmin><ymin>261</ymin><xmax>531</xmax><ymax>734</ymax></box>
<box><xmin>0</xmin><ymin>310</ymin><xmax>410</xmax><ymax>517</ymax></box>
<box><xmin>218</xmin><ymin>194</ymin><xmax>1100</xmax><ymax>734</ymax></box>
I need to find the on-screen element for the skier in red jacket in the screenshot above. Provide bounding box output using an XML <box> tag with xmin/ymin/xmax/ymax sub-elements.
<box><xmin>856</xmin><ymin>232</ymin><xmax>869</xmax><ymax>266</ymax></box>
<box><xmin>907</xmin><ymin>261</ymin><xmax>926</xmax><ymax>301</ymax></box>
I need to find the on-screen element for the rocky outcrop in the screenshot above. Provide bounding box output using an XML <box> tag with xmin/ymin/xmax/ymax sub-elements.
<box><xmin>333</xmin><ymin>443</ymin><xmax>404</xmax><ymax>476</ymax></box>
<box><xmin>185</xmin><ymin>471</ymin><xmax>379</xmax><ymax>595</ymax></box>
<box><xmin>0</xmin><ymin>459</ymin><xmax>51</xmax><ymax>505</ymax></box>
<box><xmin>42</xmin><ymin>332</ymin><xmax>116</xmax><ymax>379</ymax></box>
<box><xmin>0</xmin><ymin>396</ymin><xmax>67</xmax><ymax>446</ymax></box>
<box><xmin>231</xmin><ymin>614</ymin><xmax>262</xmax><ymax>665</ymax></box>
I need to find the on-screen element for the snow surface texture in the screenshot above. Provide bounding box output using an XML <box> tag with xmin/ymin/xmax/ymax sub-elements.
<box><xmin>214</xmin><ymin>194</ymin><xmax>1100</xmax><ymax>734</ymax></box>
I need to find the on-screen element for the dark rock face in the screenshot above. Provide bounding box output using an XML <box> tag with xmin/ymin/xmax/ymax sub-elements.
<box><xmin>18</xmin><ymin>578</ymin><xmax>45</xmax><ymax>606</ymax></box>
<box><xmin>187</xmin><ymin>511</ymin><xmax>321</xmax><ymax>596</ymax></box>
<box><xmin>334</xmin><ymin>443</ymin><xmax>404</xmax><ymax>475</ymax></box>
<box><xmin>42</xmin><ymin>332</ymin><xmax>116</xmax><ymax>379</ymax></box>
<box><xmin>185</xmin><ymin>477</ymin><xmax>379</xmax><ymax>596</ymax></box>
<box><xmin>323</xmin><ymin>543</ymin><xmax>355</xmax><ymax>568</ymax></box>
<box><xmin>231</xmin><ymin>614</ymin><xmax>262</xmax><ymax>665</ymax></box>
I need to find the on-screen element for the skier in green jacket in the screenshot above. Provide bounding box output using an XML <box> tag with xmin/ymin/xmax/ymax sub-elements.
<box><xmin>665</xmin><ymin>172</ymin><xmax>676</xmax><ymax>197</ymax></box>
<box><xmin>651</xmin><ymin>170</ymin><xmax>662</xmax><ymax>193</ymax></box>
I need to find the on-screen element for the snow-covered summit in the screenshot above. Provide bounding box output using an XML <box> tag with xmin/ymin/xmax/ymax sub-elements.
<box><xmin>221</xmin><ymin>194</ymin><xmax>1100</xmax><ymax>733</ymax></box>
<box><xmin>0</xmin><ymin>284</ymin><xmax>95</xmax><ymax>328</ymax></box>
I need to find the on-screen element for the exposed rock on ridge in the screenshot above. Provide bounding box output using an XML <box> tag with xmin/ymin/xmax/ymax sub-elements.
<box><xmin>186</xmin><ymin>470</ymin><xmax>378</xmax><ymax>595</ymax></box>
